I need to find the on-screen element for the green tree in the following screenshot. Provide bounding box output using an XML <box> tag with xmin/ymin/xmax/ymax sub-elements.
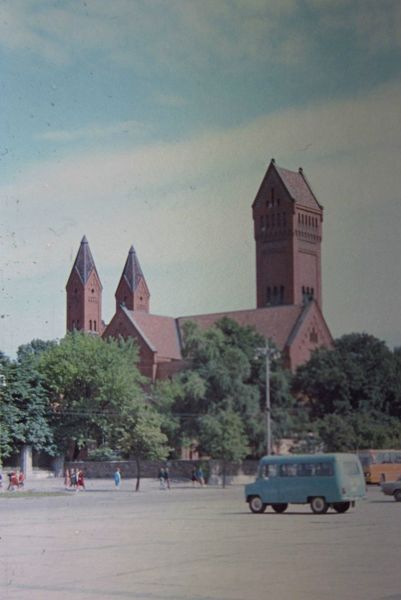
<box><xmin>117</xmin><ymin>404</ymin><xmax>170</xmax><ymax>491</ymax></box>
<box><xmin>199</xmin><ymin>408</ymin><xmax>249</xmax><ymax>487</ymax></box>
<box><xmin>0</xmin><ymin>349</ymin><xmax>55</xmax><ymax>461</ymax></box>
<box><xmin>292</xmin><ymin>333</ymin><xmax>401</xmax><ymax>451</ymax></box>
<box><xmin>0</xmin><ymin>353</ymin><xmax>14</xmax><ymax>462</ymax></box>
<box><xmin>39</xmin><ymin>332</ymin><xmax>146</xmax><ymax>459</ymax></box>
<box><xmin>176</xmin><ymin>318</ymin><xmax>296</xmax><ymax>457</ymax></box>
<box><xmin>293</xmin><ymin>333</ymin><xmax>399</xmax><ymax>418</ymax></box>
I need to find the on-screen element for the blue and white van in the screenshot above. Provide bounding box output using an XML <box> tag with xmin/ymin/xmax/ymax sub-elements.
<box><xmin>245</xmin><ymin>453</ymin><xmax>365</xmax><ymax>514</ymax></box>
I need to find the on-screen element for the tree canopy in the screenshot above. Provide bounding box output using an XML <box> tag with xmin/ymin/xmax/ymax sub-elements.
<box><xmin>292</xmin><ymin>333</ymin><xmax>401</xmax><ymax>451</ymax></box>
<box><xmin>38</xmin><ymin>332</ymin><xmax>146</xmax><ymax>459</ymax></box>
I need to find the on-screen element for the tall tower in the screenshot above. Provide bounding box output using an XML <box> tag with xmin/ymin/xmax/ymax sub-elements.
<box><xmin>253</xmin><ymin>159</ymin><xmax>323</xmax><ymax>308</ymax></box>
<box><xmin>115</xmin><ymin>245</ymin><xmax>150</xmax><ymax>312</ymax></box>
<box><xmin>66</xmin><ymin>236</ymin><xmax>103</xmax><ymax>333</ymax></box>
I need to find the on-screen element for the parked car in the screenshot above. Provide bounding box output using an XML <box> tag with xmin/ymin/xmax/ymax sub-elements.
<box><xmin>380</xmin><ymin>476</ymin><xmax>401</xmax><ymax>501</ymax></box>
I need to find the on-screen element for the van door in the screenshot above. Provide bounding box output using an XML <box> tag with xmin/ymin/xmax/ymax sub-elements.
<box><xmin>259</xmin><ymin>463</ymin><xmax>280</xmax><ymax>503</ymax></box>
<box><xmin>276</xmin><ymin>463</ymin><xmax>302</xmax><ymax>503</ymax></box>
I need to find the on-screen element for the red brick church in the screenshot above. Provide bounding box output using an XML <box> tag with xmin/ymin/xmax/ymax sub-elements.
<box><xmin>66</xmin><ymin>159</ymin><xmax>332</xmax><ymax>380</ymax></box>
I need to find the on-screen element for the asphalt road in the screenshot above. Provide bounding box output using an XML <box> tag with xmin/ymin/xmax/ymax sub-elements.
<box><xmin>0</xmin><ymin>479</ymin><xmax>400</xmax><ymax>600</ymax></box>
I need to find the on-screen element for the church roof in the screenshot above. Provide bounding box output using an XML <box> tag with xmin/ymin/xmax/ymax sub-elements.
<box><xmin>122</xmin><ymin>307</ymin><xmax>182</xmax><ymax>360</ymax></box>
<box><xmin>122</xmin><ymin>246</ymin><xmax>145</xmax><ymax>291</ymax></box>
<box><xmin>274</xmin><ymin>163</ymin><xmax>322</xmax><ymax>211</ymax></box>
<box><xmin>70</xmin><ymin>235</ymin><xmax>99</xmax><ymax>285</ymax></box>
<box><xmin>176</xmin><ymin>305</ymin><xmax>307</xmax><ymax>352</ymax></box>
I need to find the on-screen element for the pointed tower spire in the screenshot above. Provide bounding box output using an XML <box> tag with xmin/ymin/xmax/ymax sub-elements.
<box><xmin>115</xmin><ymin>245</ymin><xmax>150</xmax><ymax>312</ymax></box>
<box><xmin>66</xmin><ymin>236</ymin><xmax>103</xmax><ymax>333</ymax></box>
<box><xmin>71</xmin><ymin>235</ymin><xmax>96</xmax><ymax>284</ymax></box>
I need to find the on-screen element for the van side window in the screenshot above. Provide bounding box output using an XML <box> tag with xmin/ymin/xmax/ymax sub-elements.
<box><xmin>280</xmin><ymin>464</ymin><xmax>297</xmax><ymax>477</ymax></box>
<box><xmin>315</xmin><ymin>463</ymin><xmax>334</xmax><ymax>476</ymax></box>
<box><xmin>262</xmin><ymin>464</ymin><xmax>278</xmax><ymax>478</ymax></box>
<box><xmin>297</xmin><ymin>463</ymin><xmax>314</xmax><ymax>477</ymax></box>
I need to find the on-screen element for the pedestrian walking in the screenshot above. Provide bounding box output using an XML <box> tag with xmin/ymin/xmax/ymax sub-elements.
<box><xmin>191</xmin><ymin>468</ymin><xmax>197</xmax><ymax>487</ymax></box>
<box><xmin>70</xmin><ymin>468</ymin><xmax>77</xmax><ymax>489</ymax></box>
<box><xmin>158</xmin><ymin>467</ymin><xmax>166</xmax><ymax>489</ymax></box>
<box><xmin>7</xmin><ymin>471</ymin><xmax>16</xmax><ymax>491</ymax></box>
<box><xmin>77</xmin><ymin>469</ymin><xmax>86</xmax><ymax>490</ymax></box>
<box><xmin>195</xmin><ymin>466</ymin><xmax>205</xmax><ymax>486</ymax></box>
<box><xmin>163</xmin><ymin>466</ymin><xmax>171</xmax><ymax>489</ymax></box>
<box><xmin>114</xmin><ymin>467</ymin><xmax>121</xmax><ymax>489</ymax></box>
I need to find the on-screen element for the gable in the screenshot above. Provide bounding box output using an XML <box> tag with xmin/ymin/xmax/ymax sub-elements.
<box><xmin>286</xmin><ymin>301</ymin><xmax>333</xmax><ymax>369</ymax></box>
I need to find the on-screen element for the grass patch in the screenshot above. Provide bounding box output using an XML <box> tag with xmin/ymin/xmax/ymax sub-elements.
<box><xmin>0</xmin><ymin>491</ymin><xmax>68</xmax><ymax>499</ymax></box>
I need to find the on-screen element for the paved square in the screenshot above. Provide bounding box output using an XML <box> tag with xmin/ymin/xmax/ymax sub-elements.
<box><xmin>0</xmin><ymin>479</ymin><xmax>400</xmax><ymax>600</ymax></box>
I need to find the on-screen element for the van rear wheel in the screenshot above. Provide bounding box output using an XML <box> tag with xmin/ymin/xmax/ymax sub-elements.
<box><xmin>271</xmin><ymin>503</ymin><xmax>288</xmax><ymax>513</ymax></box>
<box><xmin>332</xmin><ymin>502</ymin><xmax>350</xmax><ymax>513</ymax></box>
<box><xmin>249</xmin><ymin>496</ymin><xmax>266</xmax><ymax>513</ymax></box>
<box><xmin>310</xmin><ymin>496</ymin><xmax>329</xmax><ymax>514</ymax></box>
<box><xmin>394</xmin><ymin>490</ymin><xmax>401</xmax><ymax>502</ymax></box>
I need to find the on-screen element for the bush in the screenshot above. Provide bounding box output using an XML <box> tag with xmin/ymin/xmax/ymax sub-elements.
<box><xmin>86</xmin><ymin>447</ymin><xmax>122</xmax><ymax>462</ymax></box>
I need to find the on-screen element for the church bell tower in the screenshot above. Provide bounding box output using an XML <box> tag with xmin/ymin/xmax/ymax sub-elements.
<box><xmin>115</xmin><ymin>245</ymin><xmax>150</xmax><ymax>312</ymax></box>
<box><xmin>66</xmin><ymin>236</ymin><xmax>103</xmax><ymax>334</ymax></box>
<box><xmin>253</xmin><ymin>159</ymin><xmax>323</xmax><ymax>308</ymax></box>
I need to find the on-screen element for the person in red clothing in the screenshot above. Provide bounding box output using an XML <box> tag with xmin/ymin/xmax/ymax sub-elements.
<box><xmin>77</xmin><ymin>469</ymin><xmax>86</xmax><ymax>490</ymax></box>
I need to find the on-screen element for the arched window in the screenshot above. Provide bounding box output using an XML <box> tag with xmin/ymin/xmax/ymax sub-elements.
<box><xmin>266</xmin><ymin>287</ymin><xmax>271</xmax><ymax>305</ymax></box>
<box><xmin>94</xmin><ymin>320</ymin><xmax>97</xmax><ymax>332</ymax></box>
<box><xmin>89</xmin><ymin>320</ymin><xmax>92</xmax><ymax>330</ymax></box>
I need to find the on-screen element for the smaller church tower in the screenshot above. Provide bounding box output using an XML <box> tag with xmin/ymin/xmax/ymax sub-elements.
<box><xmin>66</xmin><ymin>236</ymin><xmax>103</xmax><ymax>334</ymax></box>
<box><xmin>115</xmin><ymin>245</ymin><xmax>150</xmax><ymax>312</ymax></box>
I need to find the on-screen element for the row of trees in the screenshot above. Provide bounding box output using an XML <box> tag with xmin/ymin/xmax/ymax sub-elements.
<box><xmin>1</xmin><ymin>320</ymin><xmax>401</xmax><ymax>486</ymax></box>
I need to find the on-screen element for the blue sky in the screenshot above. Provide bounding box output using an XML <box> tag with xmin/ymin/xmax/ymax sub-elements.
<box><xmin>1</xmin><ymin>0</ymin><xmax>401</xmax><ymax>358</ymax></box>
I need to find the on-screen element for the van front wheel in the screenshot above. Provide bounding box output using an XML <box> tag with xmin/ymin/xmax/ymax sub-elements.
<box><xmin>271</xmin><ymin>503</ymin><xmax>288</xmax><ymax>513</ymax></box>
<box><xmin>310</xmin><ymin>497</ymin><xmax>329</xmax><ymax>514</ymax></box>
<box><xmin>332</xmin><ymin>502</ymin><xmax>350</xmax><ymax>513</ymax></box>
<box><xmin>249</xmin><ymin>496</ymin><xmax>266</xmax><ymax>513</ymax></box>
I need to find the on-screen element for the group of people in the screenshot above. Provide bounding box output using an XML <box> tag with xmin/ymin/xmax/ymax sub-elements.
<box><xmin>64</xmin><ymin>468</ymin><xmax>86</xmax><ymax>490</ymax></box>
<box><xmin>0</xmin><ymin>469</ymin><xmax>25</xmax><ymax>491</ymax></box>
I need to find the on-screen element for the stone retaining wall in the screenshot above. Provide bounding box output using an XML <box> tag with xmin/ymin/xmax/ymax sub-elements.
<box><xmin>63</xmin><ymin>459</ymin><xmax>259</xmax><ymax>484</ymax></box>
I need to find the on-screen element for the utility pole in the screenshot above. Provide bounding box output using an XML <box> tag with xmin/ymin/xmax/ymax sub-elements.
<box><xmin>265</xmin><ymin>347</ymin><xmax>272</xmax><ymax>455</ymax></box>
